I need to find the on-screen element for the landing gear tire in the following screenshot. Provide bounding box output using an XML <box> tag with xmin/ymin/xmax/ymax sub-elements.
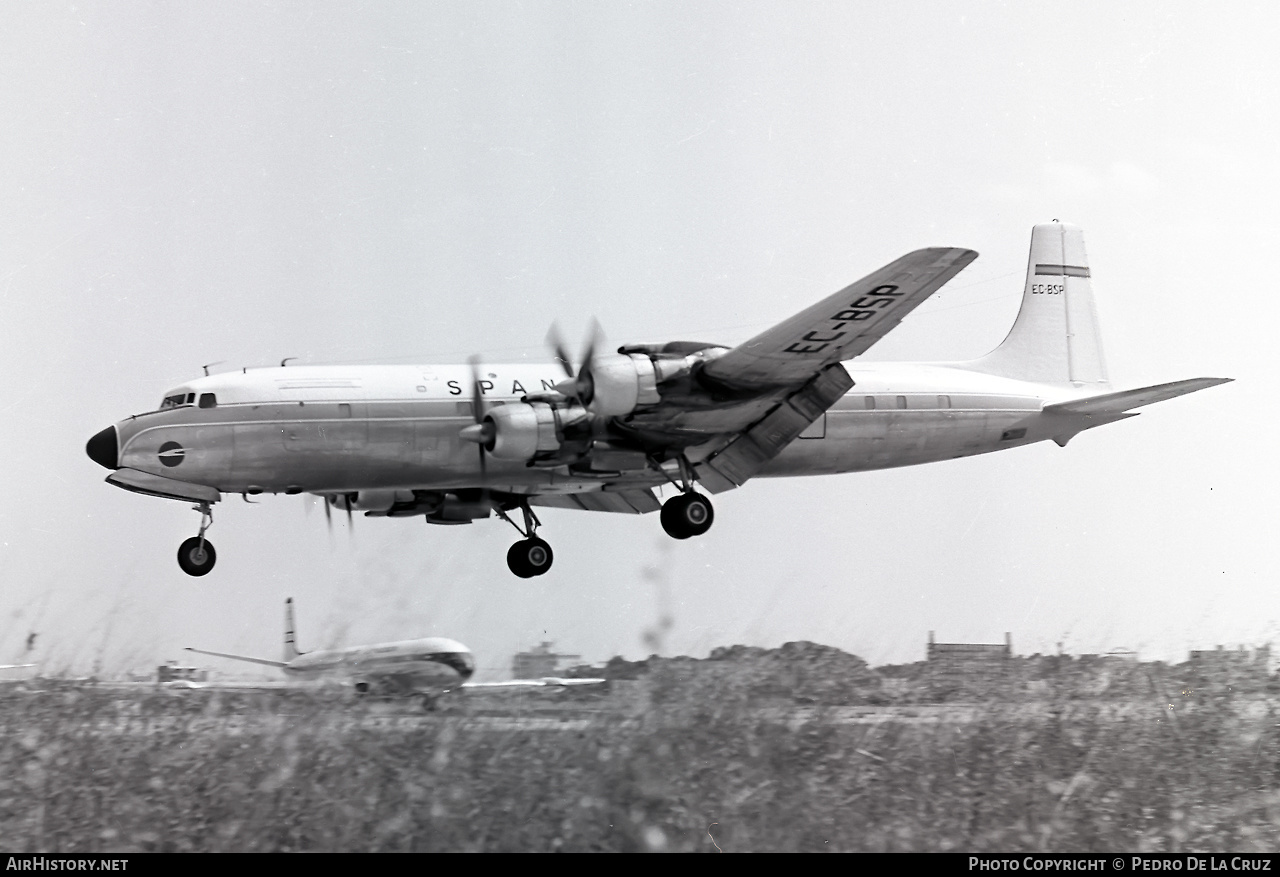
<box><xmin>507</xmin><ymin>537</ymin><xmax>554</xmax><ymax>578</ymax></box>
<box><xmin>177</xmin><ymin>537</ymin><xmax>217</xmax><ymax>576</ymax></box>
<box><xmin>661</xmin><ymin>492</ymin><xmax>714</xmax><ymax>540</ymax></box>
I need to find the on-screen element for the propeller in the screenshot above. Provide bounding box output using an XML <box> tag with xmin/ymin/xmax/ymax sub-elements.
<box><xmin>456</xmin><ymin>357</ymin><xmax>496</xmax><ymax>517</ymax></box>
<box><xmin>311</xmin><ymin>493</ymin><xmax>355</xmax><ymax>537</ymax></box>
<box><xmin>458</xmin><ymin>356</ymin><xmax>494</xmax><ymax>478</ymax></box>
<box><xmin>547</xmin><ymin>320</ymin><xmax>603</xmax><ymax>407</ymax></box>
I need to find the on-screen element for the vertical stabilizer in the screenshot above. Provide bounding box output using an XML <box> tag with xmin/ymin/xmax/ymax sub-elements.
<box><xmin>284</xmin><ymin>598</ymin><xmax>302</xmax><ymax>662</ymax></box>
<box><xmin>966</xmin><ymin>223</ymin><xmax>1109</xmax><ymax>385</ymax></box>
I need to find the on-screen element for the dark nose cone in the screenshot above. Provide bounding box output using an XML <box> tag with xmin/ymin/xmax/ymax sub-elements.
<box><xmin>86</xmin><ymin>426</ymin><xmax>118</xmax><ymax>470</ymax></box>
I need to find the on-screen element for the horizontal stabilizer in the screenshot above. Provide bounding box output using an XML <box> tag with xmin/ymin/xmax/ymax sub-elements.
<box><xmin>1044</xmin><ymin>378</ymin><xmax>1233</xmax><ymax>416</ymax></box>
<box><xmin>185</xmin><ymin>646</ymin><xmax>288</xmax><ymax>668</ymax></box>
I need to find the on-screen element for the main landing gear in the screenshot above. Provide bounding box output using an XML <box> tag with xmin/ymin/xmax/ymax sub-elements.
<box><xmin>497</xmin><ymin>502</ymin><xmax>554</xmax><ymax>578</ymax></box>
<box><xmin>657</xmin><ymin>454</ymin><xmax>715</xmax><ymax>540</ymax></box>
<box><xmin>660</xmin><ymin>491</ymin><xmax>714</xmax><ymax>540</ymax></box>
<box><xmin>177</xmin><ymin>502</ymin><xmax>217</xmax><ymax>576</ymax></box>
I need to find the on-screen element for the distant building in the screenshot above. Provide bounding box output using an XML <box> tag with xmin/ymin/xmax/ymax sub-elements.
<box><xmin>1188</xmin><ymin>644</ymin><xmax>1272</xmax><ymax>687</ymax></box>
<box><xmin>927</xmin><ymin>631</ymin><xmax>1012</xmax><ymax>664</ymax></box>
<box><xmin>512</xmin><ymin>642</ymin><xmax>581</xmax><ymax>679</ymax></box>
<box><xmin>156</xmin><ymin>662</ymin><xmax>208</xmax><ymax>684</ymax></box>
<box><xmin>925</xmin><ymin>632</ymin><xmax>1013</xmax><ymax>691</ymax></box>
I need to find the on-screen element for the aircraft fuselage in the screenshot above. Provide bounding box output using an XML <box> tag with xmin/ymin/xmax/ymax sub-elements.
<box><xmin>284</xmin><ymin>637</ymin><xmax>475</xmax><ymax>693</ymax></box>
<box><xmin>91</xmin><ymin>362</ymin><xmax>1087</xmax><ymax>497</ymax></box>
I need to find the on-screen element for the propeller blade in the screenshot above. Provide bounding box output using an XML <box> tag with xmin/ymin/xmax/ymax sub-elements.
<box><xmin>574</xmin><ymin>319</ymin><xmax>604</xmax><ymax>406</ymax></box>
<box><xmin>467</xmin><ymin>355</ymin><xmax>490</xmax><ymax>480</ymax></box>
<box><xmin>545</xmin><ymin>323</ymin><xmax>576</xmax><ymax>379</ymax></box>
<box><xmin>467</xmin><ymin>355</ymin><xmax>487</xmax><ymax>423</ymax></box>
<box><xmin>581</xmin><ymin>318</ymin><xmax>603</xmax><ymax>369</ymax></box>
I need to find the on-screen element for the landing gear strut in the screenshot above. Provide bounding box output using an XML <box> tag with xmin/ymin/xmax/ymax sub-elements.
<box><xmin>657</xmin><ymin>454</ymin><xmax>715</xmax><ymax>540</ymax></box>
<box><xmin>177</xmin><ymin>502</ymin><xmax>217</xmax><ymax>576</ymax></box>
<box><xmin>497</xmin><ymin>502</ymin><xmax>554</xmax><ymax>578</ymax></box>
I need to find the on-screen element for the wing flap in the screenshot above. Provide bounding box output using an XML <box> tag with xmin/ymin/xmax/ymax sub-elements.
<box><xmin>701</xmin><ymin>247</ymin><xmax>977</xmax><ymax>391</ymax></box>
<box><xmin>697</xmin><ymin>363</ymin><xmax>854</xmax><ymax>493</ymax></box>
<box><xmin>528</xmin><ymin>488</ymin><xmax>661</xmax><ymax>515</ymax></box>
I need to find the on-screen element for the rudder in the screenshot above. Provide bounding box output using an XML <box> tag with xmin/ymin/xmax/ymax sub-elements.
<box><xmin>966</xmin><ymin>223</ymin><xmax>1109</xmax><ymax>385</ymax></box>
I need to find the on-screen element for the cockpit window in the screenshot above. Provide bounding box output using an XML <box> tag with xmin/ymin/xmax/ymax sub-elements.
<box><xmin>198</xmin><ymin>393</ymin><xmax>217</xmax><ymax>409</ymax></box>
<box><xmin>431</xmin><ymin>652</ymin><xmax>476</xmax><ymax>678</ymax></box>
<box><xmin>159</xmin><ymin>393</ymin><xmax>190</xmax><ymax>410</ymax></box>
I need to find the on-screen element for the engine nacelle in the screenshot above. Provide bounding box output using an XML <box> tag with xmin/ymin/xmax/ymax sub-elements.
<box><xmin>484</xmin><ymin>402</ymin><xmax>563</xmax><ymax>460</ymax></box>
<box><xmin>425</xmin><ymin>494</ymin><xmax>493</xmax><ymax>524</ymax></box>
<box><xmin>477</xmin><ymin>401</ymin><xmax>592</xmax><ymax>462</ymax></box>
<box><xmin>329</xmin><ymin>489</ymin><xmax>414</xmax><ymax>513</ymax></box>
<box><xmin>583</xmin><ymin>353</ymin><xmax>662</xmax><ymax>417</ymax></box>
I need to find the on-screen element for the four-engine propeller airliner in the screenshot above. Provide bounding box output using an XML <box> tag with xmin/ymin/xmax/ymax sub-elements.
<box><xmin>185</xmin><ymin>598</ymin><xmax>603</xmax><ymax>709</ymax></box>
<box><xmin>86</xmin><ymin>223</ymin><xmax>1230</xmax><ymax>577</ymax></box>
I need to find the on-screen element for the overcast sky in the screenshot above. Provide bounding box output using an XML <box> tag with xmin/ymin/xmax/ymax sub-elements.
<box><xmin>0</xmin><ymin>1</ymin><xmax>1273</xmax><ymax>678</ymax></box>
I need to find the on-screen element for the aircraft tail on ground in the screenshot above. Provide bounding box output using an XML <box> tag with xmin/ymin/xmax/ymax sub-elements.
<box><xmin>965</xmin><ymin>222</ymin><xmax>1110</xmax><ymax>385</ymax></box>
<box><xmin>284</xmin><ymin>598</ymin><xmax>302</xmax><ymax>662</ymax></box>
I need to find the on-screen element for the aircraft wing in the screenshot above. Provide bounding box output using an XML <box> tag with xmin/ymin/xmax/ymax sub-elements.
<box><xmin>700</xmin><ymin>247</ymin><xmax>978</xmax><ymax>392</ymax></box>
<box><xmin>521</xmin><ymin>248</ymin><xmax>976</xmax><ymax>504</ymax></box>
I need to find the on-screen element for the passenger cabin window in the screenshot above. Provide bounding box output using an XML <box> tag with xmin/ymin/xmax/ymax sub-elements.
<box><xmin>198</xmin><ymin>393</ymin><xmax>217</xmax><ymax>409</ymax></box>
<box><xmin>895</xmin><ymin>395</ymin><xmax>908</xmax><ymax>410</ymax></box>
<box><xmin>864</xmin><ymin>396</ymin><xmax>876</xmax><ymax>410</ymax></box>
<box><xmin>938</xmin><ymin>395</ymin><xmax>951</xmax><ymax>409</ymax></box>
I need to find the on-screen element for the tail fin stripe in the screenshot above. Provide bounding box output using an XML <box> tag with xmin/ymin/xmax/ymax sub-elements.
<box><xmin>1036</xmin><ymin>264</ymin><xmax>1091</xmax><ymax>277</ymax></box>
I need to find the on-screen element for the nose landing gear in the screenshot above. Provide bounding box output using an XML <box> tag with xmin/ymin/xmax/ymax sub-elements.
<box><xmin>177</xmin><ymin>502</ymin><xmax>217</xmax><ymax>576</ymax></box>
<box><xmin>497</xmin><ymin>501</ymin><xmax>554</xmax><ymax>578</ymax></box>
